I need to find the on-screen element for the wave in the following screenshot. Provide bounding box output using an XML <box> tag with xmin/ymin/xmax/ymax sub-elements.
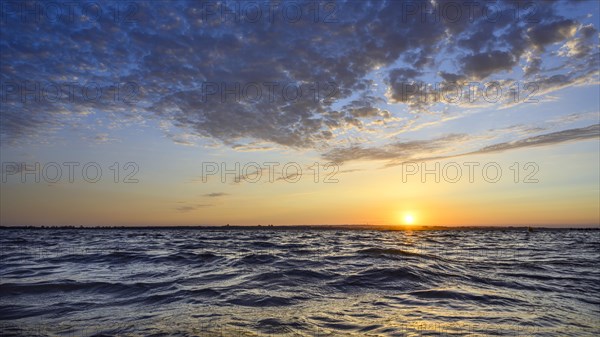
<box><xmin>358</xmin><ymin>247</ymin><xmax>429</xmax><ymax>258</ymax></box>
<box><xmin>1</xmin><ymin>228</ymin><xmax>598</xmax><ymax>336</ymax></box>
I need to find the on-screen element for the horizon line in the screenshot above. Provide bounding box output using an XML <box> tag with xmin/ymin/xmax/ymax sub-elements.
<box><xmin>2</xmin><ymin>224</ymin><xmax>599</xmax><ymax>230</ymax></box>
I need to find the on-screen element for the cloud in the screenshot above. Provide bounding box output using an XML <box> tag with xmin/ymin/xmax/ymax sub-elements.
<box><xmin>231</xmin><ymin>142</ymin><xmax>276</xmax><ymax>152</ymax></box>
<box><xmin>461</xmin><ymin>51</ymin><xmax>518</xmax><ymax>80</ymax></box>
<box><xmin>91</xmin><ymin>133</ymin><xmax>119</xmax><ymax>144</ymax></box>
<box><xmin>528</xmin><ymin>19</ymin><xmax>578</xmax><ymax>50</ymax></box>
<box><xmin>0</xmin><ymin>0</ymin><xmax>597</xmax><ymax>150</ymax></box>
<box><xmin>323</xmin><ymin>124</ymin><xmax>599</xmax><ymax>165</ymax></box>
<box><xmin>322</xmin><ymin>134</ymin><xmax>470</xmax><ymax>163</ymax></box>
<box><xmin>557</xmin><ymin>24</ymin><xmax>598</xmax><ymax>59</ymax></box>
<box><xmin>523</xmin><ymin>53</ymin><xmax>543</xmax><ymax>77</ymax></box>
<box><xmin>176</xmin><ymin>204</ymin><xmax>213</xmax><ymax>212</ymax></box>
<box><xmin>204</xmin><ymin>192</ymin><xmax>228</xmax><ymax>198</ymax></box>
<box><xmin>470</xmin><ymin>124</ymin><xmax>599</xmax><ymax>155</ymax></box>
<box><xmin>579</xmin><ymin>24</ymin><xmax>597</xmax><ymax>39</ymax></box>
<box><xmin>548</xmin><ymin>111</ymin><xmax>599</xmax><ymax>124</ymax></box>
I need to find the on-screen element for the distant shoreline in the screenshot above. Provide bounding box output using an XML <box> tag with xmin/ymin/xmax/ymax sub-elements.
<box><xmin>1</xmin><ymin>225</ymin><xmax>598</xmax><ymax>230</ymax></box>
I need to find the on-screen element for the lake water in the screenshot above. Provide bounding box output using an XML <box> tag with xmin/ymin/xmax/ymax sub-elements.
<box><xmin>1</xmin><ymin>228</ymin><xmax>598</xmax><ymax>336</ymax></box>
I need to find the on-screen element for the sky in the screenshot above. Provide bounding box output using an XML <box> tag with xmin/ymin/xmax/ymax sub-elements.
<box><xmin>1</xmin><ymin>0</ymin><xmax>599</xmax><ymax>227</ymax></box>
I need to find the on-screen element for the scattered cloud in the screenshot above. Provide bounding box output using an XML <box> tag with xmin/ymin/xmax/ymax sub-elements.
<box><xmin>322</xmin><ymin>134</ymin><xmax>470</xmax><ymax>164</ymax></box>
<box><xmin>323</xmin><ymin>124</ymin><xmax>599</xmax><ymax>165</ymax></box>
<box><xmin>1</xmin><ymin>0</ymin><xmax>597</xmax><ymax>156</ymax></box>
<box><xmin>470</xmin><ymin>124</ymin><xmax>599</xmax><ymax>155</ymax></box>
<box><xmin>204</xmin><ymin>193</ymin><xmax>228</xmax><ymax>198</ymax></box>
<box><xmin>175</xmin><ymin>203</ymin><xmax>213</xmax><ymax>212</ymax></box>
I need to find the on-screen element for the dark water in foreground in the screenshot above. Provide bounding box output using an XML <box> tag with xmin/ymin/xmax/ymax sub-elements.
<box><xmin>0</xmin><ymin>228</ymin><xmax>598</xmax><ymax>336</ymax></box>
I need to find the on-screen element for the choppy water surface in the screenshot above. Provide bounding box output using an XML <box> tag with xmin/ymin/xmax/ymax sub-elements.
<box><xmin>1</xmin><ymin>228</ymin><xmax>598</xmax><ymax>336</ymax></box>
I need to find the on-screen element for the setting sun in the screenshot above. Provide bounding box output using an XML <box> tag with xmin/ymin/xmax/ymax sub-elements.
<box><xmin>403</xmin><ymin>214</ymin><xmax>416</xmax><ymax>225</ymax></box>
